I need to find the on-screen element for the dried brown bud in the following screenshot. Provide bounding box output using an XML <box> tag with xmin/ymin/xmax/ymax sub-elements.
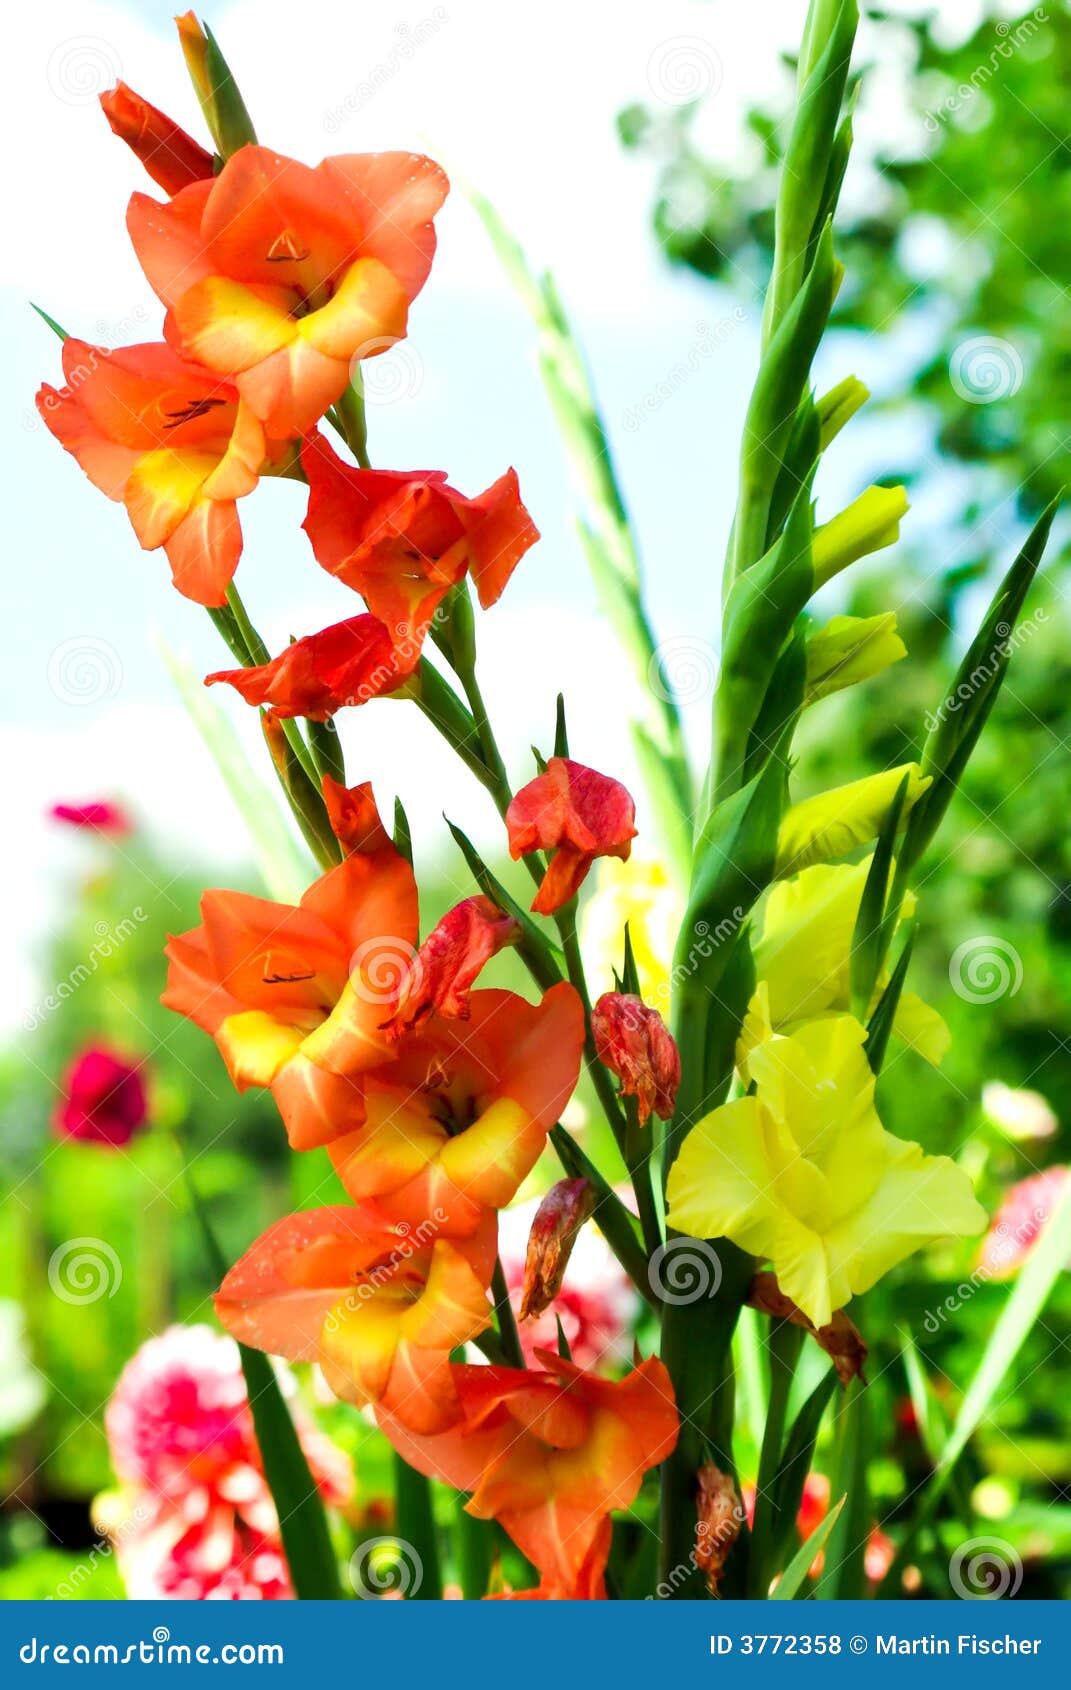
<box><xmin>591</xmin><ymin>992</ymin><xmax>680</xmax><ymax>1124</ymax></box>
<box><xmin>695</xmin><ymin>1464</ymin><xmax>744</xmax><ymax>1596</ymax></box>
<box><xmin>518</xmin><ymin>1178</ymin><xmax>596</xmax><ymax>1321</ymax></box>
<box><xmin>746</xmin><ymin>1271</ymin><xmax>868</xmax><ymax>1386</ymax></box>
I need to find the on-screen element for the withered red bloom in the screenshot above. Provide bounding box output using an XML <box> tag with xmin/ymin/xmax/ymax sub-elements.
<box><xmin>100</xmin><ymin>82</ymin><xmax>214</xmax><ymax>195</ymax></box>
<box><xmin>37</xmin><ymin>339</ymin><xmax>278</xmax><ymax>605</ymax></box>
<box><xmin>302</xmin><ymin>438</ymin><xmax>539</xmax><ymax>653</ymax></box>
<box><xmin>591</xmin><ymin>992</ymin><xmax>680</xmax><ymax>1125</ymax></box>
<box><xmin>383</xmin><ymin>896</ymin><xmax>519</xmax><ymax>1039</ymax></box>
<box><xmin>506</xmin><ymin>758</ymin><xmax>637</xmax><ymax>915</ymax></box>
<box><xmin>205</xmin><ymin>614</ymin><xmax>416</xmax><ymax>720</ymax></box>
<box><xmin>55</xmin><ymin>1046</ymin><xmax>149</xmax><ymax>1147</ymax></box>
<box><xmin>215</xmin><ymin>1204</ymin><xmax>496</xmax><ymax>1436</ymax></box>
<box><xmin>49</xmin><ymin>800</ymin><xmax>132</xmax><ymax>836</ymax></box>
<box><xmin>127</xmin><ymin>146</ymin><xmax>448</xmax><ymax>438</ymax></box>
<box><xmin>517</xmin><ymin>1177</ymin><xmax>596</xmax><ymax>1321</ymax></box>
<box><xmin>380</xmin><ymin>1352</ymin><xmax>677</xmax><ymax>1596</ymax></box>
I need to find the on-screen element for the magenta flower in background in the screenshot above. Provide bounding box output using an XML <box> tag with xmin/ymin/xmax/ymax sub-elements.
<box><xmin>101</xmin><ymin>1325</ymin><xmax>352</xmax><ymax>1600</ymax></box>
<box><xmin>49</xmin><ymin>800</ymin><xmax>132</xmax><ymax>836</ymax></box>
<box><xmin>54</xmin><ymin>1046</ymin><xmax>149</xmax><ymax>1147</ymax></box>
<box><xmin>979</xmin><ymin>1165</ymin><xmax>1071</xmax><ymax>1280</ymax></box>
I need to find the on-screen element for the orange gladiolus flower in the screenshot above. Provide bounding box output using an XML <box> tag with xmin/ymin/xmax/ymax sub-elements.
<box><xmin>328</xmin><ymin>984</ymin><xmax>584</xmax><ymax>1238</ymax></box>
<box><xmin>302</xmin><ymin>438</ymin><xmax>539</xmax><ymax>650</ymax></box>
<box><xmin>383</xmin><ymin>896</ymin><xmax>519</xmax><ymax>1039</ymax></box>
<box><xmin>36</xmin><ymin>339</ymin><xmax>279</xmax><ymax>605</ymax></box>
<box><xmin>127</xmin><ymin>146</ymin><xmax>448</xmax><ymax>438</ymax></box>
<box><xmin>162</xmin><ymin>793</ymin><xmax>418</xmax><ymax>1150</ymax></box>
<box><xmin>380</xmin><ymin>1353</ymin><xmax>678</xmax><ymax>1595</ymax></box>
<box><xmin>100</xmin><ymin>82</ymin><xmax>214</xmax><ymax>195</ymax></box>
<box><xmin>205</xmin><ymin>613</ymin><xmax>416</xmax><ymax>720</ymax></box>
<box><xmin>506</xmin><ymin>758</ymin><xmax>638</xmax><ymax>915</ymax></box>
<box><xmin>215</xmin><ymin>1204</ymin><xmax>496</xmax><ymax>1435</ymax></box>
<box><xmin>591</xmin><ymin>992</ymin><xmax>680</xmax><ymax>1125</ymax></box>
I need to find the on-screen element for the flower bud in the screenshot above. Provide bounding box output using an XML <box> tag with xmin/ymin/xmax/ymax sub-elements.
<box><xmin>811</xmin><ymin>484</ymin><xmax>908</xmax><ymax>589</ymax></box>
<box><xmin>385</xmin><ymin>896</ymin><xmax>520</xmax><ymax>1038</ymax></box>
<box><xmin>99</xmin><ymin>82</ymin><xmax>214</xmax><ymax>195</ymax></box>
<box><xmin>518</xmin><ymin>1178</ymin><xmax>596</xmax><ymax>1321</ymax></box>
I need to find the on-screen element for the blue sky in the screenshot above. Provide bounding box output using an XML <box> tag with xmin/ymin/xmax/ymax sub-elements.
<box><xmin>3</xmin><ymin>0</ymin><xmax>970</xmax><ymax>1028</ymax></box>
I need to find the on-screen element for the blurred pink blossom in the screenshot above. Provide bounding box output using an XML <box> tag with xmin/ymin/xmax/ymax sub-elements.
<box><xmin>54</xmin><ymin>1046</ymin><xmax>148</xmax><ymax>1147</ymax></box>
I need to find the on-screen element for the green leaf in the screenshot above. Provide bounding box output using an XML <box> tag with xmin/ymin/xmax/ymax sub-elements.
<box><xmin>390</xmin><ymin>1452</ymin><xmax>442</xmax><ymax>1601</ymax></box>
<box><xmin>897</xmin><ymin>498</ymin><xmax>1059</xmax><ymax>890</ymax></box>
<box><xmin>769</xmin><ymin>1367</ymin><xmax>840</xmax><ymax>1560</ymax></box>
<box><xmin>393</xmin><ymin>796</ymin><xmax>413</xmax><ymax>866</ymax></box>
<box><xmin>184</xmin><ymin>1171</ymin><xmax>344</xmax><ymax>1600</ymax></box>
<box><xmin>864</xmin><ymin>926</ymin><xmax>913</xmax><ymax>1076</ymax></box>
<box><xmin>850</xmin><ymin>770</ymin><xmax>910</xmax><ymax>1017</ymax></box>
<box><xmin>32</xmin><ymin>303</ymin><xmax>68</xmax><ymax>341</ymax></box>
<box><xmin>935</xmin><ymin>1169</ymin><xmax>1071</xmax><ymax>1482</ymax></box>
<box><xmin>770</xmin><ymin>1495</ymin><xmax>845</xmax><ymax>1598</ymax></box>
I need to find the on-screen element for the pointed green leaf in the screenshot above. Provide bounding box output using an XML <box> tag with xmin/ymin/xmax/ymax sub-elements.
<box><xmin>770</xmin><ymin>1495</ymin><xmax>845</xmax><ymax>1597</ymax></box>
<box><xmin>184</xmin><ymin>1171</ymin><xmax>344</xmax><ymax>1600</ymax></box>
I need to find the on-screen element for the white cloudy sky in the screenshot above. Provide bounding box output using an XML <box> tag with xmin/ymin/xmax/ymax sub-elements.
<box><xmin>3</xmin><ymin>0</ymin><xmax>992</xmax><ymax>1028</ymax></box>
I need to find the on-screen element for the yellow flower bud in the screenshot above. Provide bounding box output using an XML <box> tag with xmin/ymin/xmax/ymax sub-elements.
<box><xmin>812</xmin><ymin>484</ymin><xmax>908</xmax><ymax>589</ymax></box>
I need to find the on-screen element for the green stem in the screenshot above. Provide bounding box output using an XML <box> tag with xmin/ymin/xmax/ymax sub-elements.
<box><xmin>391</xmin><ymin>1452</ymin><xmax>442</xmax><ymax>1601</ymax></box>
<box><xmin>624</xmin><ymin>1095</ymin><xmax>663</xmax><ymax>1259</ymax></box>
<box><xmin>492</xmin><ymin>1258</ymin><xmax>525</xmax><ymax>1368</ymax></box>
<box><xmin>747</xmin><ymin>1319</ymin><xmax>804</xmax><ymax>1595</ymax></box>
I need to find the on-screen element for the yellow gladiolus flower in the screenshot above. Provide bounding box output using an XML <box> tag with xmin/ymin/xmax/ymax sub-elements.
<box><xmin>755</xmin><ymin>859</ymin><xmax>950</xmax><ymax>1064</ymax></box>
<box><xmin>805</xmin><ymin>612</ymin><xmax>907</xmax><ymax>706</ymax></box>
<box><xmin>775</xmin><ymin>763</ymin><xmax>929</xmax><ymax>878</ymax></box>
<box><xmin>812</xmin><ymin>484</ymin><xmax>908</xmax><ymax>589</ymax></box>
<box><xmin>666</xmin><ymin>1011</ymin><xmax>985</xmax><ymax>1327</ymax></box>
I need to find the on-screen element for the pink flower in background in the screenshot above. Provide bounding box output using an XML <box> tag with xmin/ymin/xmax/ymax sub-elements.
<box><xmin>978</xmin><ymin>1165</ymin><xmax>1070</xmax><ymax>1280</ymax></box>
<box><xmin>102</xmin><ymin>1325</ymin><xmax>351</xmax><ymax>1600</ymax></box>
<box><xmin>54</xmin><ymin>1047</ymin><xmax>149</xmax><ymax>1147</ymax></box>
<box><xmin>498</xmin><ymin>1197</ymin><xmax>638</xmax><ymax>1370</ymax></box>
<box><xmin>49</xmin><ymin>800</ymin><xmax>132</xmax><ymax>835</ymax></box>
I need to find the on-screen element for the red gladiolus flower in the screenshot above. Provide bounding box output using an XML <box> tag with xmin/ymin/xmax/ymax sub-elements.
<box><xmin>379</xmin><ymin>1352</ymin><xmax>677</xmax><ymax>1596</ymax></box>
<box><xmin>321</xmin><ymin>775</ymin><xmax>394</xmax><ymax>855</ymax></box>
<box><xmin>327</xmin><ymin>983</ymin><xmax>584</xmax><ymax>1238</ymax></box>
<box><xmin>215</xmin><ymin>1204</ymin><xmax>497</xmax><ymax>1435</ymax></box>
<box><xmin>591</xmin><ymin>992</ymin><xmax>680</xmax><ymax>1124</ymax></box>
<box><xmin>54</xmin><ymin>1046</ymin><xmax>149</xmax><ymax>1147</ymax></box>
<box><xmin>205</xmin><ymin>614</ymin><xmax>416</xmax><ymax>720</ymax></box>
<box><xmin>37</xmin><ymin>340</ymin><xmax>280</xmax><ymax>605</ymax></box>
<box><xmin>506</xmin><ymin>758</ymin><xmax>638</xmax><ymax>915</ymax></box>
<box><xmin>49</xmin><ymin>800</ymin><xmax>132</xmax><ymax>836</ymax></box>
<box><xmin>302</xmin><ymin>438</ymin><xmax>539</xmax><ymax>652</ymax></box>
<box><xmin>383</xmin><ymin>896</ymin><xmax>519</xmax><ymax>1039</ymax></box>
<box><xmin>99</xmin><ymin>82</ymin><xmax>214</xmax><ymax>195</ymax></box>
<box><xmin>978</xmin><ymin>1165</ymin><xmax>1070</xmax><ymax>1280</ymax></box>
<box><xmin>163</xmin><ymin>790</ymin><xmax>418</xmax><ymax>1150</ymax></box>
<box><xmin>127</xmin><ymin>147</ymin><xmax>448</xmax><ymax>438</ymax></box>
